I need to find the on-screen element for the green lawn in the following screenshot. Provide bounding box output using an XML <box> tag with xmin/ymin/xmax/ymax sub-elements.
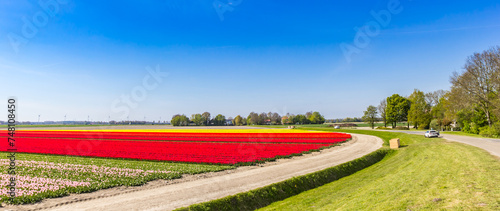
<box><xmin>441</xmin><ymin>131</ymin><xmax>497</xmax><ymax>139</ymax></box>
<box><xmin>258</xmin><ymin>129</ymin><xmax>500</xmax><ymax>210</ymax></box>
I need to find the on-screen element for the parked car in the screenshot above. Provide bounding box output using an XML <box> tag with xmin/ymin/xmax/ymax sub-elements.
<box><xmin>424</xmin><ymin>130</ymin><xmax>440</xmax><ymax>138</ymax></box>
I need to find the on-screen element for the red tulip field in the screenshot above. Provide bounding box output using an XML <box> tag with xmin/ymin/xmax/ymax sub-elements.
<box><xmin>1</xmin><ymin>129</ymin><xmax>351</xmax><ymax>164</ymax></box>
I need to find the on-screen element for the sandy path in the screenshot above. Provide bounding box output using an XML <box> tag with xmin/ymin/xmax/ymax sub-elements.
<box><xmin>8</xmin><ymin>134</ymin><xmax>381</xmax><ymax>211</ymax></box>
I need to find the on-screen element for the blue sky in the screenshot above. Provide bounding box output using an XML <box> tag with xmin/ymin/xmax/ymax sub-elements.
<box><xmin>1</xmin><ymin>0</ymin><xmax>500</xmax><ymax>122</ymax></box>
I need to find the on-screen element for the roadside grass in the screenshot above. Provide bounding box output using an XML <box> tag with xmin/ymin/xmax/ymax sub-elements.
<box><xmin>258</xmin><ymin>129</ymin><xmax>500</xmax><ymax>210</ymax></box>
<box><xmin>441</xmin><ymin>131</ymin><xmax>497</xmax><ymax>139</ymax></box>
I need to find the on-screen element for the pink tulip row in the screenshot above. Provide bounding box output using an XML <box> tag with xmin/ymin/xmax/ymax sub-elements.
<box><xmin>0</xmin><ymin>159</ymin><xmax>171</xmax><ymax>197</ymax></box>
<box><xmin>0</xmin><ymin>174</ymin><xmax>90</xmax><ymax>196</ymax></box>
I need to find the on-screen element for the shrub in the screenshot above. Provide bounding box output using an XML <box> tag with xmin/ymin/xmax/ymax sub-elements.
<box><xmin>479</xmin><ymin>123</ymin><xmax>500</xmax><ymax>138</ymax></box>
<box><xmin>394</xmin><ymin>126</ymin><xmax>409</xmax><ymax>130</ymax></box>
<box><xmin>470</xmin><ymin>122</ymin><xmax>480</xmax><ymax>134</ymax></box>
<box><xmin>430</xmin><ymin>119</ymin><xmax>439</xmax><ymax>130</ymax></box>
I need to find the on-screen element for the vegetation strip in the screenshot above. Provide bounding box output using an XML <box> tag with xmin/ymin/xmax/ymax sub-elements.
<box><xmin>175</xmin><ymin>149</ymin><xmax>390</xmax><ymax>211</ymax></box>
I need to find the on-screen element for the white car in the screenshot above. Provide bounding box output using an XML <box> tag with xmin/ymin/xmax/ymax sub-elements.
<box><xmin>425</xmin><ymin>130</ymin><xmax>440</xmax><ymax>138</ymax></box>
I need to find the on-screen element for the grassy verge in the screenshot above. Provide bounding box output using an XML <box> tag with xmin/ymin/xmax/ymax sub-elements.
<box><xmin>440</xmin><ymin>131</ymin><xmax>497</xmax><ymax>139</ymax></box>
<box><xmin>258</xmin><ymin>130</ymin><xmax>500</xmax><ymax>210</ymax></box>
<box><xmin>175</xmin><ymin>149</ymin><xmax>390</xmax><ymax>211</ymax></box>
<box><xmin>1</xmin><ymin>152</ymin><xmax>234</xmax><ymax>204</ymax></box>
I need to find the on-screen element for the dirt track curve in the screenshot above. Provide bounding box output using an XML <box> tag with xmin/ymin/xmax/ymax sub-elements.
<box><xmin>6</xmin><ymin>133</ymin><xmax>383</xmax><ymax>211</ymax></box>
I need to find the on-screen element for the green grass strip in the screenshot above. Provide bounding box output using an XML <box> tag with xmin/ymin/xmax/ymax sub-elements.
<box><xmin>175</xmin><ymin>148</ymin><xmax>391</xmax><ymax>211</ymax></box>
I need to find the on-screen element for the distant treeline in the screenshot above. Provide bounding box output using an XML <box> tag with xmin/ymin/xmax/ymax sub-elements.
<box><xmin>170</xmin><ymin>111</ymin><xmax>326</xmax><ymax>126</ymax></box>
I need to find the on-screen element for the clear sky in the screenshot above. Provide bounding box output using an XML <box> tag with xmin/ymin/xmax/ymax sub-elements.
<box><xmin>2</xmin><ymin>0</ymin><xmax>500</xmax><ymax>122</ymax></box>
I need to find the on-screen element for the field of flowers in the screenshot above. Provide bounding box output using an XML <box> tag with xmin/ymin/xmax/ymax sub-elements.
<box><xmin>1</xmin><ymin>129</ymin><xmax>351</xmax><ymax>164</ymax></box>
<box><xmin>0</xmin><ymin>129</ymin><xmax>350</xmax><ymax>204</ymax></box>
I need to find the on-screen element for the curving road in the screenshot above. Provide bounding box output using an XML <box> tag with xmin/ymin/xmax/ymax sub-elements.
<box><xmin>384</xmin><ymin>130</ymin><xmax>500</xmax><ymax>158</ymax></box>
<box><xmin>11</xmin><ymin>134</ymin><xmax>383</xmax><ymax>211</ymax></box>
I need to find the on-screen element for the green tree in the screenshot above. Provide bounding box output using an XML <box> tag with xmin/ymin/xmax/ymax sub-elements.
<box><xmin>201</xmin><ymin>112</ymin><xmax>211</xmax><ymax>126</ymax></box>
<box><xmin>171</xmin><ymin>114</ymin><xmax>189</xmax><ymax>126</ymax></box>
<box><xmin>247</xmin><ymin>112</ymin><xmax>259</xmax><ymax>125</ymax></box>
<box><xmin>213</xmin><ymin>114</ymin><xmax>226</xmax><ymax>126</ymax></box>
<box><xmin>386</xmin><ymin>94</ymin><xmax>411</xmax><ymax>128</ymax></box>
<box><xmin>294</xmin><ymin>114</ymin><xmax>309</xmax><ymax>124</ymax></box>
<box><xmin>408</xmin><ymin>89</ymin><xmax>431</xmax><ymax>129</ymax></box>
<box><xmin>362</xmin><ymin>105</ymin><xmax>378</xmax><ymax>129</ymax></box>
<box><xmin>233</xmin><ymin>115</ymin><xmax>243</xmax><ymax>126</ymax></box>
<box><xmin>190</xmin><ymin>114</ymin><xmax>204</xmax><ymax>126</ymax></box>
<box><xmin>308</xmin><ymin>111</ymin><xmax>326</xmax><ymax>124</ymax></box>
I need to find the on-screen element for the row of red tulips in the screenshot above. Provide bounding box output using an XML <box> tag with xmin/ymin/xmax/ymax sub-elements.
<box><xmin>8</xmin><ymin>131</ymin><xmax>351</xmax><ymax>139</ymax></box>
<box><xmin>1</xmin><ymin>130</ymin><xmax>351</xmax><ymax>164</ymax></box>
<box><xmin>0</xmin><ymin>137</ymin><xmax>332</xmax><ymax>164</ymax></box>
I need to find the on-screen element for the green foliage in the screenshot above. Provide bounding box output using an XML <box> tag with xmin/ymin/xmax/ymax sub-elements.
<box><xmin>386</xmin><ymin>94</ymin><xmax>411</xmax><ymax>128</ymax></box>
<box><xmin>362</xmin><ymin>105</ymin><xmax>378</xmax><ymax>129</ymax></box>
<box><xmin>190</xmin><ymin>114</ymin><xmax>204</xmax><ymax>126</ymax></box>
<box><xmin>429</xmin><ymin>119</ymin><xmax>439</xmax><ymax>130</ymax></box>
<box><xmin>294</xmin><ymin>115</ymin><xmax>309</xmax><ymax>124</ymax></box>
<box><xmin>408</xmin><ymin>89</ymin><xmax>432</xmax><ymax>129</ymax></box>
<box><xmin>213</xmin><ymin>114</ymin><xmax>226</xmax><ymax>126</ymax></box>
<box><xmin>233</xmin><ymin>115</ymin><xmax>243</xmax><ymax>126</ymax></box>
<box><xmin>247</xmin><ymin>112</ymin><xmax>260</xmax><ymax>125</ymax></box>
<box><xmin>171</xmin><ymin>114</ymin><xmax>190</xmax><ymax>126</ymax></box>
<box><xmin>308</xmin><ymin>112</ymin><xmax>326</xmax><ymax>124</ymax></box>
<box><xmin>201</xmin><ymin>112</ymin><xmax>211</xmax><ymax>126</ymax></box>
<box><xmin>175</xmin><ymin>149</ymin><xmax>390</xmax><ymax>211</ymax></box>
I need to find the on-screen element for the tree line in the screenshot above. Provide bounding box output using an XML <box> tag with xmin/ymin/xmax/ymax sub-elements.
<box><xmin>362</xmin><ymin>46</ymin><xmax>500</xmax><ymax>137</ymax></box>
<box><xmin>171</xmin><ymin>111</ymin><xmax>326</xmax><ymax>126</ymax></box>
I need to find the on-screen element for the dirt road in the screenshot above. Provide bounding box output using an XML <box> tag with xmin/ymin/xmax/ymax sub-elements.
<box><xmin>9</xmin><ymin>133</ymin><xmax>382</xmax><ymax>211</ymax></box>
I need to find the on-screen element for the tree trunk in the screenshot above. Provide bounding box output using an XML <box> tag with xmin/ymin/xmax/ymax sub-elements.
<box><xmin>485</xmin><ymin>109</ymin><xmax>492</xmax><ymax>127</ymax></box>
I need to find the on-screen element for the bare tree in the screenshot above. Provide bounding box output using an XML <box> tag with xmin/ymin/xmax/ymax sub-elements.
<box><xmin>378</xmin><ymin>99</ymin><xmax>387</xmax><ymax>127</ymax></box>
<box><xmin>425</xmin><ymin>89</ymin><xmax>446</xmax><ymax>107</ymax></box>
<box><xmin>450</xmin><ymin>46</ymin><xmax>500</xmax><ymax>127</ymax></box>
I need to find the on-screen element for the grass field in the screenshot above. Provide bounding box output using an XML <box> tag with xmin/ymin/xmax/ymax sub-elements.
<box><xmin>257</xmin><ymin>128</ymin><xmax>500</xmax><ymax>210</ymax></box>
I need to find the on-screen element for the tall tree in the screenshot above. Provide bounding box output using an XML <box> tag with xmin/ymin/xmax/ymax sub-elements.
<box><xmin>233</xmin><ymin>115</ymin><xmax>243</xmax><ymax>126</ymax></box>
<box><xmin>201</xmin><ymin>112</ymin><xmax>211</xmax><ymax>126</ymax></box>
<box><xmin>386</xmin><ymin>94</ymin><xmax>411</xmax><ymax>128</ymax></box>
<box><xmin>294</xmin><ymin>114</ymin><xmax>309</xmax><ymax>124</ymax></box>
<box><xmin>408</xmin><ymin>89</ymin><xmax>431</xmax><ymax>129</ymax></box>
<box><xmin>378</xmin><ymin>99</ymin><xmax>387</xmax><ymax>127</ymax></box>
<box><xmin>247</xmin><ymin>112</ymin><xmax>259</xmax><ymax>125</ymax></box>
<box><xmin>190</xmin><ymin>114</ymin><xmax>203</xmax><ymax>126</ymax></box>
<box><xmin>450</xmin><ymin>46</ymin><xmax>500</xmax><ymax>127</ymax></box>
<box><xmin>271</xmin><ymin>113</ymin><xmax>282</xmax><ymax>125</ymax></box>
<box><xmin>362</xmin><ymin>105</ymin><xmax>378</xmax><ymax>129</ymax></box>
<box><xmin>308</xmin><ymin>111</ymin><xmax>325</xmax><ymax>124</ymax></box>
<box><xmin>213</xmin><ymin>114</ymin><xmax>226</xmax><ymax>126</ymax></box>
<box><xmin>171</xmin><ymin>114</ymin><xmax>189</xmax><ymax>126</ymax></box>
